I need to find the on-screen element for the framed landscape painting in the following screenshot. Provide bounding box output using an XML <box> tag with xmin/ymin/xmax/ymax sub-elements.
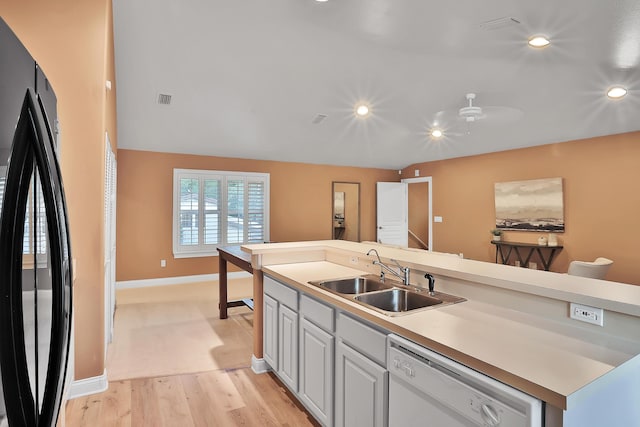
<box><xmin>494</xmin><ymin>177</ymin><xmax>564</xmax><ymax>232</ymax></box>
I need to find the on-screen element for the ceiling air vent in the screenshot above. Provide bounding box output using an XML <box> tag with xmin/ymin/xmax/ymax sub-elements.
<box><xmin>311</xmin><ymin>114</ymin><xmax>327</xmax><ymax>124</ymax></box>
<box><xmin>479</xmin><ymin>17</ymin><xmax>521</xmax><ymax>31</ymax></box>
<box><xmin>157</xmin><ymin>93</ymin><xmax>172</xmax><ymax>105</ymax></box>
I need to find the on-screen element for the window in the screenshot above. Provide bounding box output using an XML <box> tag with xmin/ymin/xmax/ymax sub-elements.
<box><xmin>173</xmin><ymin>169</ymin><xmax>269</xmax><ymax>257</ymax></box>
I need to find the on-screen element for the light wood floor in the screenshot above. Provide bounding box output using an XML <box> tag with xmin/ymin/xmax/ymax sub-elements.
<box><xmin>65</xmin><ymin>280</ymin><xmax>317</xmax><ymax>426</ymax></box>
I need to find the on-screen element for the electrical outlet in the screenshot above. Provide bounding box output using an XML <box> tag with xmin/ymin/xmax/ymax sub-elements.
<box><xmin>160</xmin><ymin>259</ymin><xmax>166</xmax><ymax>267</ymax></box>
<box><xmin>570</xmin><ymin>303</ymin><xmax>604</xmax><ymax>326</ymax></box>
<box><xmin>514</xmin><ymin>260</ymin><xmax>521</xmax><ymax>267</ymax></box>
<box><xmin>350</xmin><ymin>256</ymin><xmax>359</xmax><ymax>265</ymax></box>
<box><xmin>528</xmin><ymin>262</ymin><xmax>537</xmax><ymax>270</ymax></box>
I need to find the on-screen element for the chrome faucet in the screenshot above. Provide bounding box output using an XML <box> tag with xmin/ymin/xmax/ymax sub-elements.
<box><xmin>366</xmin><ymin>249</ymin><xmax>411</xmax><ymax>285</ymax></box>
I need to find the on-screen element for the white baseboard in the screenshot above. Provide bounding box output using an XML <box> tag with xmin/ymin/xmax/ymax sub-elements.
<box><xmin>251</xmin><ymin>355</ymin><xmax>271</xmax><ymax>374</ymax></box>
<box><xmin>116</xmin><ymin>271</ymin><xmax>252</xmax><ymax>290</ymax></box>
<box><xmin>68</xmin><ymin>371</ymin><xmax>108</xmax><ymax>399</ymax></box>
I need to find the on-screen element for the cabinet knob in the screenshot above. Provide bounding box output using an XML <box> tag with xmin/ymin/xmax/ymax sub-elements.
<box><xmin>481</xmin><ymin>403</ymin><xmax>500</xmax><ymax>426</ymax></box>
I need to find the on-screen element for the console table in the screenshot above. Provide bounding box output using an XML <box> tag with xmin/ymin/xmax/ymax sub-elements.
<box><xmin>217</xmin><ymin>245</ymin><xmax>254</xmax><ymax>319</ymax></box>
<box><xmin>491</xmin><ymin>241</ymin><xmax>563</xmax><ymax>271</ymax></box>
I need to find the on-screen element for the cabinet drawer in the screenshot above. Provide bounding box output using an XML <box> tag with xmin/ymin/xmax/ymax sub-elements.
<box><xmin>264</xmin><ymin>275</ymin><xmax>298</xmax><ymax>311</ymax></box>
<box><xmin>300</xmin><ymin>294</ymin><xmax>334</xmax><ymax>332</ymax></box>
<box><xmin>337</xmin><ymin>313</ymin><xmax>387</xmax><ymax>366</ymax></box>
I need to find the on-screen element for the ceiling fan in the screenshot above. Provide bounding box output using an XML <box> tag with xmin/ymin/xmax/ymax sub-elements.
<box><xmin>430</xmin><ymin>93</ymin><xmax>523</xmax><ymax>138</ymax></box>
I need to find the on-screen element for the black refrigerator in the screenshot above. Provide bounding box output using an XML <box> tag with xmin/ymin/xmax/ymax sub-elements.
<box><xmin>0</xmin><ymin>18</ymin><xmax>73</xmax><ymax>427</ymax></box>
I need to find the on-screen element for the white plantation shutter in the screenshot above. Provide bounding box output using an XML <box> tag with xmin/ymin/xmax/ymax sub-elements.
<box><xmin>173</xmin><ymin>169</ymin><xmax>269</xmax><ymax>257</ymax></box>
<box><xmin>247</xmin><ymin>179</ymin><xmax>265</xmax><ymax>242</ymax></box>
<box><xmin>203</xmin><ymin>178</ymin><xmax>221</xmax><ymax>245</ymax></box>
<box><xmin>226</xmin><ymin>178</ymin><xmax>244</xmax><ymax>244</ymax></box>
<box><xmin>179</xmin><ymin>176</ymin><xmax>202</xmax><ymax>246</ymax></box>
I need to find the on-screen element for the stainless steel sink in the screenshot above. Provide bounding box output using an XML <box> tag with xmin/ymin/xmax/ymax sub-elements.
<box><xmin>354</xmin><ymin>288</ymin><xmax>443</xmax><ymax>313</ymax></box>
<box><xmin>309</xmin><ymin>275</ymin><xmax>465</xmax><ymax>316</ymax></box>
<box><xmin>309</xmin><ymin>275</ymin><xmax>394</xmax><ymax>294</ymax></box>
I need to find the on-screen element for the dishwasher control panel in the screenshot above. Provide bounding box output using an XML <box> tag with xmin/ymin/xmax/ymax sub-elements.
<box><xmin>388</xmin><ymin>335</ymin><xmax>542</xmax><ymax>427</ymax></box>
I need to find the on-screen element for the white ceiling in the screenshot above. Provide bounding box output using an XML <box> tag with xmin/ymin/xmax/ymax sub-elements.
<box><xmin>113</xmin><ymin>0</ymin><xmax>640</xmax><ymax>169</ymax></box>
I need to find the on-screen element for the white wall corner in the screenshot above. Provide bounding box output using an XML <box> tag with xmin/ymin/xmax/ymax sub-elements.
<box><xmin>251</xmin><ymin>355</ymin><xmax>271</xmax><ymax>374</ymax></box>
<box><xmin>116</xmin><ymin>271</ymin><xmax>252</xmax><ymax>290</ymax></box>
<box><xmin>67</xmin><ymin>370</ymin><xmax>108</xmax><ymax>399</ymax></box>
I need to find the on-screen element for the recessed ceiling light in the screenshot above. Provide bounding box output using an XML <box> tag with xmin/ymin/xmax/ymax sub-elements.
<box><xmin>355</xmin><ymin>103</ymin><xmax>370</xmax><ymax>117</ymax></box>
<box><xmin>528</xmin><ymin>35</ymin><xmax>550</xmax><ymax>48</ymax></box>
<box><xmin>430</xmin><ymin>129</ymin><xmax>443</xmax><ymax>139</ymax></box>
<box><xmin>315</xmin><ymin>0</ymin><xmax>328</xmax><ymax>2</ymax></box>
<box><xmin>607</xmin><ymin>86</ymin><xmax>628</xmax><ymax>99</ymax></box>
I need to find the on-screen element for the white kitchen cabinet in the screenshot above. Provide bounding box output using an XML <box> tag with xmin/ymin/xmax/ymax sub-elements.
<box><xmin>263</xmin><ymin>293</ymin><xmax>279</xmax><ymax>369</ymax></box>
<box><xmin>263</xmin><ymin>276</ymin><xmax>299</xmax><ymax>392</ymax></box>
<box><xmin>299</xmin><ymin>317</ymin><xmax>334</xmax><ymax>426</ymax></box>
<box><xmin>335</xmin><ymin>341</ymin><xmax>387</xmax><ymax>427</ymax></box>
<box><xmin>335</xmin><ymin>313</ymin><xmax>388</xmax><ymax>427</ymax></box>
<box><xmin>263</xmin><ymin>276</ymin><xmax>388</xmax><ymax>427</ymax></box>
<box><xmin>278</xmin><ymin>304</ymin><xmax>298</xmax><ymax>391</ymax></box>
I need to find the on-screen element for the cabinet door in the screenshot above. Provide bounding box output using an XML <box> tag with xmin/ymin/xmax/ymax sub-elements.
<box><xmin>299</xmin><ymin>318</ymin><xmax>334</xmax><ymax>426</ymax></box>
<box><xmin>335</xmin><ymin>341</ymin><xmax>388</xmax><ymax>427</ymax></box>
<box><xmin>278</xmin><ymin>304</ymin><xmax>298</xmax><ymax>391</ymax></box>
<box><xmin>263</xmin><ymin>293</ymin><xmax>278</xmax><ymax>370</ymax></box>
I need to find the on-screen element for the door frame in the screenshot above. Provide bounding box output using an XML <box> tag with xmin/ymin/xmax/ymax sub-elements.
<box><xmin>104</xmin><ymin>132</ymin><xmax>117</xmax><ymax>354</ymax></box>
<box><xmin>401</xmin><ymin>176</ymin><xmax>433</xmax><ymax>251</ymax></box>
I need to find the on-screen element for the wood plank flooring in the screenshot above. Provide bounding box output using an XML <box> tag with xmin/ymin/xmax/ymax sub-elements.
<box><xmin>65</xmin><ymin>280</ymin><xmax>317</xmax><ymax>426</ymax></box>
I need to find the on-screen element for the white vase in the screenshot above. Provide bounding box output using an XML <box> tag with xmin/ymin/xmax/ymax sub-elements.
<box><xmin>492</xmin><ymin>235</ymin><xmax>501</xmax><ymax>242</ymax></box>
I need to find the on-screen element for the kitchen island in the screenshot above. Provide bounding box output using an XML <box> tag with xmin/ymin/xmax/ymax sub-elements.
<box><xmin>242</xmin><ymin>240</ymin><xmax>640</xmax><ymax>426</ymax></box>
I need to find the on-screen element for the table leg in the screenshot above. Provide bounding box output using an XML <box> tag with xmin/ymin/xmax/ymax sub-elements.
<box><xmin>219</xmin><ymin>256</ymin><xmax>228</xmax><ymax>319</ymax></box>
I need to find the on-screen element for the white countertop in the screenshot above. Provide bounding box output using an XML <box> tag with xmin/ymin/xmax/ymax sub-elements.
<box><xmin>245</xmin><ymin>240</ymin><xmax>640</xmax><ymax>316</ymax></box>
<box><xmin>244</xmin><ymin>241</ymin><xmax>640</xmax><ymax>410</ymax></box>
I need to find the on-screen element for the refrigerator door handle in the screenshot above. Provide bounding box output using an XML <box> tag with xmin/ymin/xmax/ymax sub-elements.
<box><xmin>0</xmin><ymin>88</ymin><xmax>73</xmax><ymax>427</ymax></box>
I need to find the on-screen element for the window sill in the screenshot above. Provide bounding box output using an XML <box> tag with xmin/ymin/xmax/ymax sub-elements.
<box><xmin>173</xmin><ymin>250</ymin><xmax>220</xmax><ymax>259</ymax></box>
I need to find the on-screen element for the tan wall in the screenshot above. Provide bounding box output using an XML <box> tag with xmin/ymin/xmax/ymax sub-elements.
<box><xmin>402</xmin><ymin>131</ymin><xmax>640</xmax><ymax>285</ymax></box>
<box><xmin>105</xmin><ymin>3</ymin><xmax>118</xmax><ymax>154</ymax></box>
<box><xmin>116</xmin><ymin>150</ymin><xmax>397</xmax><ymax>281</ymax></box>
<box><xmin>3</xmin><ymin>0</ymin><xmax>115</xmax><ymax>380</ymax></box>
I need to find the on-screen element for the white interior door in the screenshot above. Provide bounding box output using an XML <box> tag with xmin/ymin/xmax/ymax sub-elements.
<box><xmin>376</xmin><ymin>182</ymin><xmax>408</xmax><ymax>246</ymax></box>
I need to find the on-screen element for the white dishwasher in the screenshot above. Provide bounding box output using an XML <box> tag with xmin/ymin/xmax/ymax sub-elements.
<box><xmin>387</xmin><ymin>335</ymin><xmax>542</xmax><ymax>427</ymax></box>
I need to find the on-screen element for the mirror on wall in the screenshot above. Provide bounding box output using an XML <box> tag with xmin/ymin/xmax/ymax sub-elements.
<box><xmin>332</xmin><ymin>182</ymin><xmax>360</xmax><ymax>241</ymax></box>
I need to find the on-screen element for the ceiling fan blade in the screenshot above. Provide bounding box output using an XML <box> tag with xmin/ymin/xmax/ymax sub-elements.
<box><xmin>432</xmin><ymin>109</ymin><xmax>459</xmax><ymax>126</ymax></box>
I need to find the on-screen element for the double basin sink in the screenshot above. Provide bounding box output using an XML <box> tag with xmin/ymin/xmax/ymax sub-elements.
<box><xmin>308</xmin><ymin>275</ymin><xmax>465</xmax><ymax>316</ymax></box>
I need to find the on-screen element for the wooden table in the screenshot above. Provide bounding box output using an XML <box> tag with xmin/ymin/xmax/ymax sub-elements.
<box><xmin>217</xmin><ymin>246</ymin><xmax>254</xmax><ymax>319</ymax></box>
<box><xmin>491</xmin><ymin>240</ymin><xmax>563</xmax><ymax>271</ymax></box>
